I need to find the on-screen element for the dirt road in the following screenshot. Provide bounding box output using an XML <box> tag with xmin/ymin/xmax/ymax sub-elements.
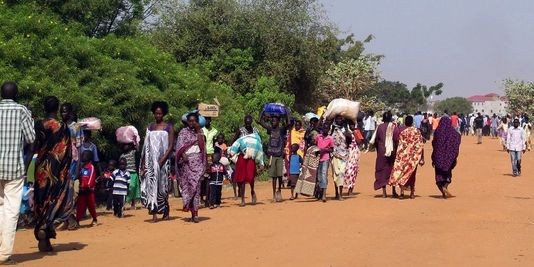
<box><xmin>11</xmin><ymin>136</ymin><xmax>534</xmax><ymax>266</ymax></box>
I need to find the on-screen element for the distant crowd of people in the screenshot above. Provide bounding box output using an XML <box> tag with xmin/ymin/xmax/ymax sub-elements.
<box><xmin>0</xmin><ymin>80</ymin><xmax>530</xmax><ymax>264</ymax></box>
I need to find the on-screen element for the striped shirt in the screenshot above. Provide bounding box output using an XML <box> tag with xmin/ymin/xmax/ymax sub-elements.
<box><xmin>0</xmin><ymin>99</ymin><xmax>36</xmax><ymax>180</ymax></box>
<box><xmin>112</xmin><ymin>169</ymin><xmax>130</xmax><ymax>196</ymax></box>
<box><xmin>120</xmin><ymin>150</ymin><xmax>136</xmax><ymax>173</ymax></box>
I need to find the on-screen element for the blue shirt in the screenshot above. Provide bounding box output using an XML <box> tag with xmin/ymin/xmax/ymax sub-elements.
<box><xmin>414</xmin><ymin>115</ymin><xmax>423</xmax><ymax>129</ymax></box>
<box><xmin>289</xmin><ymin>154</ymin><xmax>303</xmax><ymax>175</ymax></box>
<box><xmin>81</xmin><ymin>142</ymin><xmax>99</xmax><ymax>163</ymax></box>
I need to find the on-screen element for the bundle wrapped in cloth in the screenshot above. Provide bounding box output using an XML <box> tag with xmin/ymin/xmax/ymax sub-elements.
<box><xmin>115</xmin><ymin>126</ymin><xmax>140</xmax><ymax>147</ymax></box>
<box><xmin>79</xmin><ymin>117</ymin><xmax>102</xmax><ymax>130</ymax></box>
<box><xmin>324</xmin><ymin>98</ymin><xmax>360</xmax><ymax>122</ymax></box>
<box><xmin>228</xmin><ymin>133</ymin><xmax>264</xmax><ymax>166</ymax></box>
<box><xmin>261</xmin><ymin>103</ymin><xmax>290</xmax><ymax>118</ymax></box>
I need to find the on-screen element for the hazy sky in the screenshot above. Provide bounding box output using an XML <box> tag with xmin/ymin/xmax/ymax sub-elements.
<box><xmin>320</xmin><ymin>0</ymin><xmax>534</xmax><ymax>98</ymax></box>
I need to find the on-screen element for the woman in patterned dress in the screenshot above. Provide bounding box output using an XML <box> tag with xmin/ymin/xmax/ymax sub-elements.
<box><xmin>140</xmin><ymin>101</ymin><xmax>174</xmax><ymax>222</ymax></box>
<box><xmin>388</xmin><ymin>116</ymin><xmax>425</xmax><ymax>199</ymax></box>
<box><xmin>344</xmin><ymin>120</ymin><xmax>362</xmax><ymax>196</ymax></box>
<box><xmin>175</xmin><ymin>112</ymin><xmax>206</xmax><ymax>223</ymax></box>
<box><xmin>34</xmin><ymin>96</ymin><xmax>74</xmax><ymax>252</ymax></box>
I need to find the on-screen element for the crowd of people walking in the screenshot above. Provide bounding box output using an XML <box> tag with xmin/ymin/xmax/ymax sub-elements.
<box><xmin>0</xmin><ymin>81</ymin><xmax>531</xmax><ymax>265</ymax></box>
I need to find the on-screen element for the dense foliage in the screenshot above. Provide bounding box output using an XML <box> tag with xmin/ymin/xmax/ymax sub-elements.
<box><xmin>0</xmin><ymin>2</ymin><xmax>292</xmax><ymax>158</ymax></box>
<box><xmin>434</xmin><ymin>97</ymin><xmax>473</xmax><ymax>115</ymax></box>
<box><xmin>152</xmin><ymin>0</ymin><xmax>372</xmax><ymax>110</ymax></box>
<box><xmin>369</xmin><ymin>80</ymin><xmax>443</xmax><ymax>114</ymax></box>
<box><xmin>1</xmin><ymin>0</ymin><xmax>447</xmax><ymax>160</ymax></box>
<box><xmin>504</xmin><ymin>79</ymin><xmax>534</xmax><ymax>117</ymax></box>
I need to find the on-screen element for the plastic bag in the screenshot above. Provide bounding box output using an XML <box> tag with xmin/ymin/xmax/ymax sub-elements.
<box><xmin>262</xmin><ymin>103</ymin><xmax>290</xmax><ymax>117</ymax></box>
<box><xmin>79</xmin><ymin>117</ymin><xmax>102</xmax><ymax>130</ymax></box>
<box><xmin>324</xmin><ymin>99</ymin><xmax>360</xmax><ymax>122</ymax></box>
<box><xmin>116</xmin><ymin>126</ymin><xmax>140</xmax><ymax>146</ymax></box>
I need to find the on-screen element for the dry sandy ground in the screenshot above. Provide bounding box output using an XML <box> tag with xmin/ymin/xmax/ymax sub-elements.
<box><xmin>11</xmin><ymin>136</ymin><xmax>534</xmax><ymax>267</ymax></box>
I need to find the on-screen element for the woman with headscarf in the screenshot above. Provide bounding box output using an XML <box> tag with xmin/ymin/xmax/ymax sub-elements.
<box><xmin>175</xmin><ymin>112</ymin><xmax>206</xmax><ymax>223</ymax></box>
<box><xmin>34</xmin><ymin>96</ymin><xmax>74</xmax><ymax>252</ymax></box>
<box><xmin>388</xmin><ymin>116</ymin><xmax>425</xmax><ymax>199</ymax></box>
<box><xmin>431</xmin><ymin>116</ymin><xmax>461</xmax><ymax>199</ymax></box>
<box><xmin>140</xmin><ymin>101</ymin><xmax>174</xmax><ymax>222</ymax></box>
<box><xmin>373</xmin><ymin>111</ymin><xmax>400</xmax><ymax>198</ymax></box>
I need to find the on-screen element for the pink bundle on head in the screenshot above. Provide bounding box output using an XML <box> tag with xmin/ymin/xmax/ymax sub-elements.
<box><xmin>116</xmin><ymin>126</ymin><xmax>140</xmax><ymax>147</ymax></box>
<box><xmin>79</xmin><ymin>117</ymin><xmax>102</xmax><ymax>130</ymax></box>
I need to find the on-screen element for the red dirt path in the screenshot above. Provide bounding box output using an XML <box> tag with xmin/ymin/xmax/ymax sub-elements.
<box><xmin>12</xmin><ymin>136</ymin><xmax>534</xmax><ymax>266</ymax></box>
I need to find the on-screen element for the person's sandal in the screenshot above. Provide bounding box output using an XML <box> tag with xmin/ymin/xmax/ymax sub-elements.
<box><xmin>0</xmin><ymin>257</ymin><xmax>17</xmax><ymax>265</ymax></box>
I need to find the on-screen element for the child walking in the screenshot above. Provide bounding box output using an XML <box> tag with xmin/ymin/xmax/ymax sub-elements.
<box><xmin>112</xmin><ymin>158</ymin><xmax>131</xmax><ymax>218</ymax></box>
<box><xmin>288</xmin><ymin>144</ymin><xmax>303</xmax><ymax>200</ymax></box>
<box><xmin>215</xmin><ymin>133</ymin><xmax>237</xmax><ymax>198</ymax></box>
<box><xmin>77</xmin><ymin>150</ymin><xmax>98</xmax><ymax>226</ymax></box>
<box><xmin>97</xmin><ymin>160</ymin><xmax>116</xmax><ymax>211</ymax></box>
<box><xmin>316</xmin><ymin>125</ymin><xmax>334</xmax><ymax>202</ymax></box>
<box><xmin>209</xmin><ymin>152</ymin><xmax>227</xmax><ymax>209</ymax></box>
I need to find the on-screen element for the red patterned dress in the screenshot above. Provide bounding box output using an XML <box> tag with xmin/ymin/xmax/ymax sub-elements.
<box><xmin>388</xmin><ymin>126</ymin><xmax>424</xmax><ymax>187</ymax></box>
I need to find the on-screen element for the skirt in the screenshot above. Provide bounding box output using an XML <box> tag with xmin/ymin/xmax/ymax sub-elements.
<box><xmin>126</xmin><ymin>172</ymin><xmax>141</xmax><ymax>202</ymax></box>
<box><xmin>234</xmin><ymin>154</ymin><xmax>257</xmax><ymax>184</ymax></box>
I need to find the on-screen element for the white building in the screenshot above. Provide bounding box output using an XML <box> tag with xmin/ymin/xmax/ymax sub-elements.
<box><xmin>467</xmin><ymin>93</ymin><xmax>508</xmax><ymax>116</ymax></box>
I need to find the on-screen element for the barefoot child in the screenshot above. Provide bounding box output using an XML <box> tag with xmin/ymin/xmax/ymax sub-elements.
<box><xmin>112</xmin><ymin>158</ymin><xmax>131</xmax><ymax>218</ymax></box>
<box><xmin>209</xmin><ymin>152</ymin><xmax>226</xmax><ymax>209</ymax></box>
<box><xmin>215</xmin><ymin>133</ymin><xmax>236</xmax><ymax>198</ymax></box>
<box><xmin>97</xmin><ymin>160</ymin><xmax>116</xmax><ymax>211</ymax></box>
<box><xmin>288</xmin><ymin>144</ymin><xmax>303</xmax><ymax>200</ymax></box>
<box><xmin>77</xmin><ymin>150</ymin><xmax>98</xmax><ymax>226</ymax></box>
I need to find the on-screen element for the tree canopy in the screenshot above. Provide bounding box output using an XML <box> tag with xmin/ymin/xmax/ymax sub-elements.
<box><xmin>1</xmin><ymin>0</ymin><xmax>449</xmax><ymax>160</ymax></box>
<box><xmin>152</xmin><ymin>0</ymin><xmax>374</xmax><ymax>110</ymax></box>
<box><xmin>504</xmin><ymin>79</ymin><xmax>534</xmax><ymax>117</ymax></box>
<box><xmin>434</xmin><ymin>97</ymin><xmax>473</xmax><ymax>115</ymax></box>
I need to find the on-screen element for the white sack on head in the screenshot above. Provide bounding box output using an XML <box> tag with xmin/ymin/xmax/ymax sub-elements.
<box><xmin>324</xmin><ymin>98</ymin><xmax>360</xmax><ymax>122</ymax></box>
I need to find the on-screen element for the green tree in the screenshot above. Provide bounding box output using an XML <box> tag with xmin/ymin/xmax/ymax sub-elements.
<box><xmin>369</xmin><ymin>80</ymin><xmax>410</xmax><ymax>111</ymax></box>
<box><xmin>29</xmin><ymin>0</ymin><xmax>159</xmax><ymax>37</ymax></box>
<box><xmin>504</xmin><ymin>79</ymin><xmax>534</xmax><ymax>117</ymax></box>
<box><xmin>322</xmin><ymin>57</ymin><xmax>380</xmax><ymax>99</ymax></box>
<box><xmin>152</xmin><ymin>0</ymin><xmax>372</xmax><ymax>110</ymax></box>
<box><xmin>0</xmin><ymin>2</ymin><xmax>237</xmax><ymax>157</ymax></box>
<box><xmin>434</xmin><ymin>97</ymin><xmax>473</xmax><ymax>115</ymax></box>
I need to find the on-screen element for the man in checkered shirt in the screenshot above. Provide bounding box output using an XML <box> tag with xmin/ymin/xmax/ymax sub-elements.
<box><xmin>0</xmin><ymin>81</ymin><xmax>35</xmax><ymax>265</ymax></box>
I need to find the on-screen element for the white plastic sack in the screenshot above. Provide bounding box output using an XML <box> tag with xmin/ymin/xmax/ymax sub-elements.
<box><xmin>324</xmin><ymin>98</ymin><xmax>360</xmax><ymax>122</ymax></box>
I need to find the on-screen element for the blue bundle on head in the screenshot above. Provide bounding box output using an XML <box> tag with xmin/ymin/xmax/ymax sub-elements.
<box><xmin>182</xmin><ymin>110</ymin><xmax>206</xmax><ymax>127</ymax></box>
<box><xmin>262</xmin><ymin>103</ymin><xmax>290</xmax><ymax>118</ymax></box>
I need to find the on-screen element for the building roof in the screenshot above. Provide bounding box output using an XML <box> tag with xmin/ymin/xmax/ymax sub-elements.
<box><xmin>467</xmin><ymin>93</ymin><xmax>506</xmax><ymax>102</ymax></box>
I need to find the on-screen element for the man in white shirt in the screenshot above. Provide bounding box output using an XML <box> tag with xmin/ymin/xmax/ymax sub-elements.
<box><xmin>363</xmin><ymin>111</ymin><xmax>376</xmax><ymax>151</ymax></box>
<box><xmin>506</xmin><ymin>119</ymin><xmax>526</xmax><ymax>177</ymax></box>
